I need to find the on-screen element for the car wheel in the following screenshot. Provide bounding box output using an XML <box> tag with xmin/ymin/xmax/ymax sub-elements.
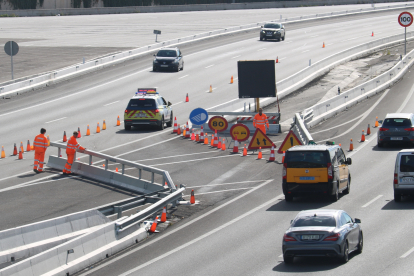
<box><xmin>343</xmin><ymin>176</ymin><xmax>350</xmax><ymax>195</ymax></box>
<box><xmin>124</xmin><ymin>125</ymin><xmax>131</xmax><ymax>131</ymax></box>
<box><xmin>159</xmin><ymin>117</ymin><xmax>165</xmax><ymax>130</ymax></box>
<box><xmin>153</xmin><ymin>67</ymin><xmax>157</xmax><ymax>72</ymax></box>
<box><xmin>330</xmin><ymin>184</ymin><xmax>339</xmax><ymax>202</ymax></box>
<box><xmin>181</xmin><ymin>62</ymin><xmax>184</xmax><ymax>71</ymax></box>
<box><xmin>285</xmin><ymin>194</ymin><xmax>293</xmax><ymax>202</ymax></box>
<box><xmin>394</xmin><ymin>192</ymin><xmax>402</xmax><ymax>202</ymax></box>
<box><xmin>356</xmin><ymin>232</ymin><xmax>363</xmax><ymax>254</ymax></box>
<box><xmin>377</xmin><ymin>142</ymin><xmax>383</xmax><ymax>148</ymax></box>
<box><xmin>260</xmin><ymin>37</ymin><xmax>263</xmax><ymax>41</ymax></box>
<box><xmin>282</xmin><ymin>34</ymin><xmax>285</xmax><ymax>41</ymax></box>
<box><xmin>340</xmin><ymin>242</ymin><xmax>349</xmax><ymax>263</ymax></box>
<box><xmin>283</xmin><ymin>255</ymin><xmax>294</xmax><ymax>264</ymax></box>
<box><xmin>166</xmin><ymin>113</ymin><xmax>173</xmax><ymax>127</ymax></box>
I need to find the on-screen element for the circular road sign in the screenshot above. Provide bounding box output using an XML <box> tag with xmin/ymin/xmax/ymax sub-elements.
<box><xmin>230</xmin><ymin>124</ymin><xmax>250</xmax><ymax>142</ymax></box>
<box><xmin>4</xmin><ymin>41</ymin><xmax>19</xmax><ymax>57</ymax></box>
<box><xmin>208</xmin><ymin>116</ymin><xmax>228</xmax><ymax>132</ymax></box>
<box><xmin>189</xmin><ymin>108</ymin><xmax>208</xmax><ymax>126</ymax></box>
<box><xmin>399</xmin><ymin>12</ymin><xmax>413</xmax><ymax>27</ymax></box>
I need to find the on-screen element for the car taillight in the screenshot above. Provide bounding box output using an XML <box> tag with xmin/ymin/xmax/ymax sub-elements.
<box><xmin>394</xmin><ymin>173</ymin><xmax>398</xmax><ymax>184</ymax></box>
<box><xmin>327</xmin><ymin>162</ymin><xmax>333</xmax><ymax>180</ymax></box>
<box><xmin>154</xmin><ymin>109</ymin><xmax>159</xmax><ymax>113</ymax></box>
<box><xmin>379</xmin><ymin>128</ymin><xmax>389</xmax><ymax>131</ymax></box>
<box><xmin>323</xmin><ymin>233</ymin><xmax>340</xmax><ymax>241</ymax></box>
<box><xmin>282</xmin><ymin>163</ymin><xmax>287</xmax><ymax>180</ymax></box>
<box><xmin>404</xmin><ymin>128</ymin><xmax>414</xmax><ymax>131</ymax></box>
<box><xmin>283</xmin><ymin>234</ymin><xmax>296</xmax><ymax>242</ymax></box>
<box><xmin>125</xmin><ymin>109</ymin><xmax>129</xmax><ymax>113</ymax></box>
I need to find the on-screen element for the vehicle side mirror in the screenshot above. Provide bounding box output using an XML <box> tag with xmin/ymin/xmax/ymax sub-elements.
<box><xmin>347</xmin><ymin>158</ymin><xmax>352</xmax><ymax>165</ymax></box>
<box><xmin>378</xmin><ymin>120</ymin><xmax>383</xmax><ymax>124</ymax></box>
<box><xmin>153</xmin><ymin>54</ymin><xmax>156</xmax><ymax>57</ymax></box>
<box><xmin>354</xmin><ymin>218</ymin><xmax>361</xmax><ymax>223</ymax></box>
<box><xmin>261</xmin><ymin>25</ymin><xmax>263</xmax><ymax>28</ymax></box>
<box><xmin>290</xmin><ymin>220</ymin><xmax>293</xmax><ymax>224</ymax></box>
<box><xmin>168</xmin><ymin>101</ymin><xmax>172</xmax><ymax>106</ymax></box>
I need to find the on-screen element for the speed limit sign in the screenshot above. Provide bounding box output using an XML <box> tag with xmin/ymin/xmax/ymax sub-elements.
<box><xmin>399</xmin><ymin>12</ymin><xmax>413</xmax><ymax>27</ymax></box>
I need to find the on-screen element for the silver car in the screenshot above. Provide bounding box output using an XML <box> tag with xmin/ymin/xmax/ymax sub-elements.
<box><xmin>282</xmin><ymin>209</ymin><xmax>363</xmax><ymax>264</ymax></box>
<box><xmin>377</xmin><ymin>113</ymin><xmax>414</xmax><ymax>147</ymax></box>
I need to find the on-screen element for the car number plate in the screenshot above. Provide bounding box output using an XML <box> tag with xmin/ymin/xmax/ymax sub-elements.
<box><xmin>302</xmin><ymin>235</ymin><xmax>319</xmax><ymax>240</ymax></box>
<box><xmin>391</xmin><ymin>137</ymin><xmax>403</xmax><ymax>140</ymax></box>
<box><xmin>266</xmin><ymin>34</ymin><xmax>273</xmax><ymax>36</ymax></box>
<box><xmin>135</xmin><ymin>113</ymin><xmax>146</xmax><ymax>118</ymax></box>
<box><xmin>300</xmin><ymin>177</ymin><xmax>315</xmax><ymax>180</ymax></box>
<box><xmin>160</xmin><ymin>65</ymin><xmax>168</xmax><ymax>67</ymax></box>
<box><xmin>401</xmin><ymin>177</ymin><xmax>414</xmax><ymax>182</ymax></box>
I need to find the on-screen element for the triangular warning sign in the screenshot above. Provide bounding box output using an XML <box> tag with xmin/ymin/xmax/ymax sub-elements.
<box><xmin>248</xmin><ymin>128</ymin><xmax>274</xmax><ymax>150</ymax></box>
<box><xmin>278</xmin><ymin>130</ymin><xmax>302</xmax><ymax>154</ymax></box>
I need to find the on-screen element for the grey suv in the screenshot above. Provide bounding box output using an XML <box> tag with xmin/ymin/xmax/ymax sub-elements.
<box><xmin>260</xmin><ymin>23</ymin><xmax>285</xmax><ymax>41</ymax></box>
<box><xmin>153</xmin><ymin>47</ymin><xmax>184</xmax><ymax>72</ymax></box>
<box><xmin>377</xmin><ymin>113</ymin><xmax>414</xmax><ymax>147</ymax></box>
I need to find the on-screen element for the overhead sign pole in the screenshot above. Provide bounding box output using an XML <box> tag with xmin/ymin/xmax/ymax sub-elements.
<box><xmin>398</xmin><ymin>12</ymin><xmax>413</xmax><ymax>55</ymax></box>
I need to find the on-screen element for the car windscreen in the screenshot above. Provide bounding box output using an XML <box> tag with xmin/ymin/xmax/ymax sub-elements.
<box><xmin>264</xmin><ymin>23</ymin><xmax>281</xmax><ymax>29</ymax></box>
<box><xmin>400</xmin><ymin>155</ymin><xmax>414</xmax><ymax>172</ymax></box>
<box><xmin>293</xmin><ymin>216</ymin><xmax>336</xmax><ymax>227</ymax></box>
<box><xmin>285</xmin><ymin>151</ymin><xmax>330</xmax><ymax>168</ymax></box>
<box><xmin>127</xmin><ymin>99</ymin><xmax>156</xmax><ymax>110</ymax></box>
<box><xmin>382</xmin><ymin>118</ymin><xmax>412</xmax><ymax>127</ymax></box>
<box><xmin>156</xmin><ymin>50</ymin><xmax>177</xmax><ymax>57</ymax></box>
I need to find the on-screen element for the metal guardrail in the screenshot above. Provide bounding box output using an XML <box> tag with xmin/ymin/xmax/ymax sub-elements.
<box><xmin>49</xmin><ymin>142</ymin><xmax>176</xmax><ymax>191</ymax></box>
<box><xmin>292</xmin><ymin>113</ymin><xmax>314</xmax><ymax>145</ymax></box>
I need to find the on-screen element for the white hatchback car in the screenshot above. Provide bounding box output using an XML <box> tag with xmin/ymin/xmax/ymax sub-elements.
<box><xmin>394</xmin><ymin>149</ymin><xmax>414</xmax><ymax>202</ymax></box>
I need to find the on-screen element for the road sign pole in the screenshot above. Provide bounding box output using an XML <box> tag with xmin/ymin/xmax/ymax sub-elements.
<box><xmin>255</xmin><ymin>98</ymin><xmax>260</xmax><ymax>112</ymax></box>
<box><xmin>10</xmin><ymin>42</ymin><xmax>13</xmax><ymax>80</ymax></box>
<box><xmin>405</xmin><ymin>27</ymin><xmax>407</xmax><ymax>55</ymax></box>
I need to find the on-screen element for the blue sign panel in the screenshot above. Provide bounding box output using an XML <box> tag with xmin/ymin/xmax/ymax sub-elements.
<box><xmin>189</xmin><ymin>108</ymin><xmax>208</xmax><ymax>126</ymax></box>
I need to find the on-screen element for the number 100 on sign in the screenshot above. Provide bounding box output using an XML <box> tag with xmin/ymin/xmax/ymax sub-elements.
<box><xmin>399</xmin><ymin>12</ymin><xmax>413</xmax><ymax>27</ymax></box>
<box><xmin>208</xmin><ymin>116</ymin><xmax>228</xmax><ymax>132</ymax></box>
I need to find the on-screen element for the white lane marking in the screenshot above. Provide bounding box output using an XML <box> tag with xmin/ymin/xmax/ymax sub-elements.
<box><xmin>303</xmin><ymin>43</ymin><xmax>307</xmax><ymax>47</ymax></box>
<box><xmin>131</xmin><ymin>151</ymin><xmax>216</xmax><ymax>163</ymax></box>
<box><xmin>341</xmin><ymin>36</ymin><xmax>363</xmax><ymax>42</ymax></box>
<box><xmin>285</xmin><ymin>41</ymin><xmax>293</xmax><ymax>44</ymax></box>
<box><xmin>309</xmin><ymin>35</ymin><xmax>319</xmax><ymax>38</ymax></box>
<box><xmin>326</xmin><ymin>43</ymin><xmax>335</xmax><ymax>46</ymax></box>
<box><xmin>183</xmin><ymin>187</ymin><xmax>252</xmax><ymax>196</ymax></box>
<box><xmin>302</xmin><ymin>50</ymin><xmax>310</xmax><ymax>53</ymax></box>
<box><xmin>45</xmin><ymin>117</ymin><xmax>66</xmax><ymax>124</ymax></box>
<box><xmin>362</xmin><ymin>195</ymin><xmax>383</xmax><ymax>208</ymax></box>
<box><xmin>232</xmin><ymin>55</ymin><xmax>241</xmax><ymax>59</ymax></box>
<box><xmin>205</xmin><ymin>87</ymin><xmax>216</xmax><ymax>93</ymax></box>
<box><xmin>187</xmin><ymin>180</ymin><xmax>268</xmax><ymax>189</ymax></box>
<box><xmin>171</xmin><ymin>102</ymin><xmax>183</xmax><ymax>107</ymax></box>
<box><xmin>178</xmin><ymin>75</ymin><xmax>188</xmax><ymax>79</ymax></box>
<box><xmin>279</xmin><ymin>254</ymin><xmax>283</xmax><ymax>258</ymax></box>
<box><xmin>401</xmin><ymin>247</ymin><xmax>414</xmax><ymax>258</ymax></box>
<box><xmin>311</xmin><ymin>115</ymin><xmax>363</xmax><ymax>134</ymax></box>
<box><xmin>0</xmin><ymin>174</ymin><xmax>80</xmax><ymax>193</ymax></box>
<box><xmin>279</xmin><ymin>57</ymin><xmax>287</xmax><ymax>61</ymax></box>
<box><xmin>103</xmin><ymin>101</ymin><xmax>119</xmax><ymax>106</ymax></box>
<box><xmin>120</xmin><ymin>186</ymin><xmax>281</xmax><ymax>276</ymax></box>
<box><xmin>83</xmin><ymin>180</ymin><xmax>276</xmax><ymax>275</ymax></box>
<box><xmin>258</xmin><ymin>48</ymin><xmax>266</xmax><ymax>51</ymax></box>
<box><xmin>205</xmin><ymin>64</ymin><xmax>214</xmax><ymax>68</ymax></box>
<box><xmin>125</xmin><ymin>154</ymin><xmax>237</xmax><ymax>168</ymax></box>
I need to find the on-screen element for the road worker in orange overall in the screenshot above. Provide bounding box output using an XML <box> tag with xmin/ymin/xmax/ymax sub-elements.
<box><xmin>33</xmin><ymin>128</ymin><xmax>48</xmax><ymax>173</ymax></box>
<box><xmin>253</xmin><ymin>108</ymin><xmax>269</xmax><ymax>134</ymax></box>
<box><xmin>63</xmin><ymin>131</ymin><xmax>85</xmax><ymax>175</ymax></box>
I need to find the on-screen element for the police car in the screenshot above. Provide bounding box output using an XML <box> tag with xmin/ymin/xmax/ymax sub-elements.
<box><xmin>124</xmin><ymin>88</ymin><xmax>173</xmax><ymax>130</ymax></box>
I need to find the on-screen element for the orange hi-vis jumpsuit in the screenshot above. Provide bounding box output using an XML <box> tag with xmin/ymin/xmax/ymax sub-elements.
<box><xmin>33</xmin><ymin>134</ymin><xmax>48</xmax><ymax>172</ymax></box>
<box><xmin>253</xmin><ymin>113</ymin><xmax>270</xmax><ymax>134</ymax></box>
<box><xmin>63</xmin><ymin>136</ymin><xmax>85</xmax><ymax>174</ymax></box>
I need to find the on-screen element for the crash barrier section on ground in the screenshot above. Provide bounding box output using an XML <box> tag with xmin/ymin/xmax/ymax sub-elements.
<box><xmin>47</xmin><ymin>142</ymin><xmax>176</xmax><ymax>194</ymax></box>
<box><xmin>304</xmin><ymin>46</ymin><xmax>414</xmax><ymax>127</ymax></box>
<box><xmin>291</xmin><ymin>113</ymin><xmax>314</xmax><ymax>145</ymax></box>
<box><xmin>1</xmin><ymin>3</ymin><xmax>412</xmax><ymax>99</ymax></box>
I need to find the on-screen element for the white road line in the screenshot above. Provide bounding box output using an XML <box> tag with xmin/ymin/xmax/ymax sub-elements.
<box><xmin>45</xmin><ymin>117</ymin><xmax>66</xmax><ymax>124</ymax></box>
<box><xmin>178</xmin><ymin>75</ymin><xmax>189</xmax><ymax>79</ymax></box>
<box><xmin>311</xmin><ymin>115</ymin><xmax>363</xmax><ymax>135</ymax></box>
<box><xmin>183</xmin><ymin>187</ymin><xmax>252</xmax><ymax>196</ymax></box>
<box><xmin>0</xmin><ymin>174</ymin><xmax>80</xmax><ymax>193</ymax></box>
<box><xmin>205</xmin><ymin>64</ymin><xmax>214</xmax><ymax>68</ymax></box>
<box><xmin>342</xmin><ymin>37</ymin><xmax>359</xmax><ymax>42</ymax></box>
<box><xmin>130</xmin><ymin>151</ymin><xmax>217</xmax><ymax>163</ymax></box>
<box><xmin>309</xmin><ymin>35</ymin><xmax>319</xmax><ymax>38</ymax></box>
<box><xmin>205</xmin><ymin>87</ymin><xmax>216</xmax><ymax>93</ymax></box>
<box><xmin>232</xmin><ymin>55</ymin><xmax>241</xmax><ymax>59</ymax></box>
<box><xmin>362</xmin><ymin>195</ymin><xmax>383</xmax><ymax>207</ymax></box>
<box><xmin>187</xmin><ymin>180</ymin><xmax>269</xmax><ymax>189</ymax></box>
<box><xmin>84</xmin><ymin>181</ymin><xmax>276</xmax><ymax>275</ymax></box>
<box><xmin>285</xmin><ymin>41</ymin><xmax>293</xmax><ymax>44</ymax></box>
<box><xmin>258</xmin><ymin>48</ymin><xmax>266</xmax><ymax>51</ymax></box>
<box><xmin>303</xmin><ymin>43</ymin><xmax>307</xmax><ymax>47</ymax></box>
<box><xmin>279</xmin><ymin>57</ymin><xmax>287</xmax><ymax>61</ymax></box>
<box><xmin>401</xmin><ymin>247</ymin><xmax>414</xmax><ymax>258</ymax></box>
<box><xmin>279</xmin><ymin>254</ymin><xmax>283</xmax><ymax>258</ymax></box>
<box><xmin>302</xmin><ymin>50</ymin><xmax>310</xmax><ymax>53</ymax></box>
<box><xmin>103</xmin><ymin>101</ymin><xmax>119</xmax><ymax>106</ymax></box>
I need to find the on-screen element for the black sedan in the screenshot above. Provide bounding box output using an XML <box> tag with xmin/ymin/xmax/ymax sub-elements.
<box><xmin>153</xmin><ymin>47</ymin><xmax>184</xmax><ymax>72</ymax></box>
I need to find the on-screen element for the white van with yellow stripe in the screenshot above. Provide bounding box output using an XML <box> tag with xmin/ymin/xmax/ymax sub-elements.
<box><xmin>124</xmin><ymin>88</ymin><xmax>173</xmax><ymax>130</ymax></box>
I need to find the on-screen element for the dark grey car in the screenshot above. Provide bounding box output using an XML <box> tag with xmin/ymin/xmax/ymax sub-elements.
<box><xmin>282</xmin><ymin>209</ymin><xmax>363</xmax><ymax>264</ymax></box>
<box><xmin>377</xmin><ymin>113</ymin><xmax>414</xmax><ymax>147</ymax></box>
<box><xmin>153</xmin><ymin>47</ymin><xmax>184</xmax><ymax>72</ymax></box>
<box><xmin>260</xmin><ymin>23</ymin><xmax>285</xmax><ymax>41</ymax></box>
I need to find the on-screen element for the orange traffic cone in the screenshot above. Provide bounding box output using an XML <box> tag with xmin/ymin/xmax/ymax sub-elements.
<box><xmin>1</xmin><ymin>146</ymin><xmax>5</xmax><ymax>158</ymax></box>
<box><xmin>47</xmin><ymin>135</ymin><xmax>50</xmax><ymax>146</ymax></box>
<box><xmin>282</xmin><ymin>151</ymin><xmax>285</xmax><ymax>163</ymax></box>
<box><xmin>258</xmin><ymin>147</ymin><xmax>262</xmax><ymax>159</ymax></box>
<box><xmin>213</xmin><ymin>133</ymin><xmax>218</xmax><ymax>147</ymax></box>
<box><xmin>375</xmin><ymin>116</ymin><xmax>379</xmax><ymax>128</ymax></box>
<box><xmin>322</xmin><ymin>42</ymin><xmax>325</xmax><ymax>48</ymax></box>
<box><xmin>177</xmin><ymin>124</ymin><xmax>181</xmax><ymax>135</ymax></box>
<box><xmin>367</xmin><ymin>124</ymin><xmax>371</xmax><ymax>135</ymax></box>
<box><xmin>185</xmin><ymin>123</ymin><xmax>190</xmax><ymax>139</ymax></box>
<box><xmin>86</xmin><ymin>125</ymin><xmax>90</xmax><ymax>136</ymax></box>
<box><xmin>18</xmin><ymin>148</ymin><xmax>23</xmax><ymax>160</ymax></box>
<box><xmin>115</xmin><ymin>167</ymin><xmax>118</xmax><ymax>172</ymax></box>
<box><xmin>103</xmin><ymin>120</ymin><xmax>106</xmax><ymax>130</ymax></box>
<box><xmin>160</xmin><ymin>207</ymin><xmax>167</xmax><ymax>223</ymax></box>
<box><xmin>173</xmin><ymin>117</ymin><xmax>178</xmax><ymax>133</ymax></box>
<box><xmin>78</xmin><ymin>127</ymin><xmax>82</xmax><ymax>138</ymax></box>
<box><xmin>26</xmin><ymin>140</ymin><xmax>31</xmax><ymax>152</ymax></box>
<box><xmin>96</xmin><ymin>123</ymin><xmax>100</xmax><ymax>133</ymax></box>
<box><xmin>232</xmin><ymin>135</ymin><xmax>239</xmax><ymax>153</ymax></box>
<box><xmin>63</xmin><ymin>131</ymin><xmax>67</xmax><ymax>142</ymax></box>
<box><xmin>19</xmin><ymin>142</ymin><xmax>24</xmax><ymax>153</ymax></box>
<box><xmin>191</xmin><ymin>129</ymin><xmax>195</xmax><ymax>141</ymax></box>
<box><xmin>211</xmin><ymin>134</ymin><xmax>215</xmax><ymax>146</ymax></box>
<box><xmin>360</xmin><ymin>130</ymin><xmax>365</xmax><ymax>142</ymax></box>
<box><xmin>190</xmin><ymin>190</ymin><xmax>195</xmax><ymax>204</ymax></box>
<box><xmin>196</xmin><ymin>133</ymin><xmax>200</xmax><ymax>142</ymax></box>
<box><xmin>276</xmin><ymin>56</ymin><xmax>279</xmax><ymax>63</ymax></box>
<box><xmin>149</xmin><ymin>216</ymin><xmax>159</xmax><ymax>233</ymax></box>
<box><xmin>243</xmin><ymin>144</ymin><xmax>247</xmax><ymax>156</ymax></box>
<box><xmin>371</xmin><ymin>31</ymin><xmax>374</xmax><ymax>37</ymax></box>
<box><xmin>221</xmin><ymin>139</ymin><xmax>226</xmax><ymax>151</ymax></box>
<box><xmin>185</xmin><ymin>93</ymin><xmax>189</xmax><ymax>102</ymax></box>
<box><xmin>209</xmin><ymin>85</ymin><xmax>213</xmax><ymax>93</ymax></box>
<box><xmin>204</xmin><ymin>135</ymin><xmax>209</xmax><ymax>145</ymax></box>
<box><xmin>268</xmin><ymin>145</ymin><xmax>275</xmax><ymax>161</ymax></box>
<box><xmin>349</xmin><ymin>139</ymin><xmax>354</xmax><ymax>151</ymax></box>
<box><xmin>199</xmin><ymin>126</ymin><xmax>204</xmax><ymax>143</ymax></box>
<box><xmin>13</xmin><ymin>143</ymin><xmax>17</xmax><ymax>156</ymax></box>
<box><xmin>116</xmin><ymin>115</ymin><xmax>121</xmax><ymax>126</ymax></box>
<box><xmin>217</xmin><ymin>138</ymin><xmax>222</xmax><ymax>149</ymax></box>
<box><xmin>230</xmin><ymin>76</ymin><xmax>233</xmax><ymax>84</ymax></box>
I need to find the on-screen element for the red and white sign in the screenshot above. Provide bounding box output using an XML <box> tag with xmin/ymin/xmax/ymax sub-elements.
<box><xmin>399</xmin><ymin>12</ymin><xmax>413</xmax><ymax>27</ymax></box>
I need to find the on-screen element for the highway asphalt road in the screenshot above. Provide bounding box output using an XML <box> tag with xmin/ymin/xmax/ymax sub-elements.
<box><xmin>1</xmin><ymin>5</ymin><xmax>414</xmax><ymax>275</ymax></box>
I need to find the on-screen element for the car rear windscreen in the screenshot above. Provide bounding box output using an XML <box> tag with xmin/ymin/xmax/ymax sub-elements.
<box><xmin>293</xmin><ymin>216</ymin><xmax>336</xmax><ymax>227</ymax></box>
<box><xmin>264</xmin><ymin>23</ymin><xmax>281</xmax><ymax>28</ymax></box>
<box><xmin>382</xmin><ymin>118</ymin><xmax>412</xmax><ymax>127</ymax></box>
<box><xmin>157</xmin><ymin>50</ymin><xmax>177</xmax><ymax>57</ymax></box>
<box><xmin>285</xmin><ymin>151</ymin><xmax>330</xmax><ymax>168</ymax></box>
<box><xmin>400</xmin><ymin>155</ymin><xmax>414</xmax><ymax>172</ymax></box>
<box><xmin>127</xmin><ymin>99</ymin><xmax>156</xmax><ymax>110</ymax></box>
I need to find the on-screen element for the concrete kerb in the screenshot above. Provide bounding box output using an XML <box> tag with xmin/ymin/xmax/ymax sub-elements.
<box><xmin>1</xmin><ymin>4</ymin><xmax>413</xmax><ymax>99</ymax></box>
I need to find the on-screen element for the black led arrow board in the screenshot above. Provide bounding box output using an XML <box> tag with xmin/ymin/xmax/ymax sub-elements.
<box><xmin>237</xmin><ymin>60</ymin><xmax>276</xmax><ymax>98</ymax></box>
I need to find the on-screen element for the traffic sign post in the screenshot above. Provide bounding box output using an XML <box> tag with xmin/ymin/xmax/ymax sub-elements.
<box><xmin>230</xmin><ymin>124</ymin><xmax>250</xmax><ymax>142</ymax></box>
<box><xmin>248</xmin><ymin>128</ymin><xmax>273</xmax><ymax>150</ymax></box>
<box><xmin>4</xmin><ymin>41</ymin><xmax>19</xmax><ymax>80</ymax></box>
<box><xmin>189</xmin><ymin>108</ymin><xmax>209</xmax><ymax>126</ymax></box>
<box><xmin>398</xmin><ymin>12</ymin><xmax>413</xmax><ymax>55</ymax></box>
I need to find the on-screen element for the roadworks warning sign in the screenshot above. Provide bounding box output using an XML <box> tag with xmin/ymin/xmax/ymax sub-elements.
<box><xmin>248</xmin><ymin>128</ymin><xmax>274</xmax><ymax>150</ymax></box>
<box><xmin>278</xmin><ymin>130</ymin><xmax>302</xmax><ymax>154</ymax></box>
